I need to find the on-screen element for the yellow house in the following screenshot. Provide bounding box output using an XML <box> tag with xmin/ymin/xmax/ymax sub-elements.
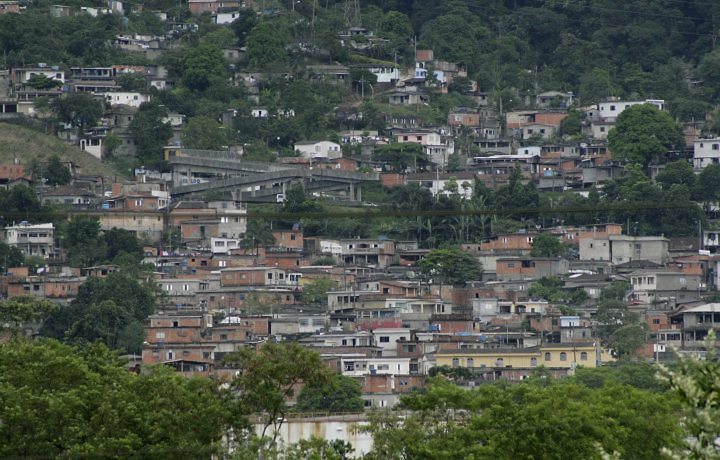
<box><xmin>435</xmin><ymin>342</ymin><xmax>614</xmax><ymax>372</ymax></box>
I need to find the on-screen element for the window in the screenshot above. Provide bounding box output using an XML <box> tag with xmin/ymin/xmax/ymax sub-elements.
<box><xmin>544</xmin><ymin>352</ymin><xmax>551</xmax><ymax>361</ymax></box>
<box><xmin>530</xmin><ymin>357</ymin><xmax>537</xmax><ymax>366</ymax></box>
<box><xmin>467</xmin><ymin>358</ymin><xmax>474</xmax><ymax>368</ymax></box>
<box><xmin>495</xmin><ymin>358</ymin><xmax>504</xmax><ymax>367</ymax></box>
<box><xmin>652</xmin><ymin>318</ymin><xmax>661</xmax><ymax>324</ymax></box>
<box><xmin>452</xmin><ymin>358</ymin><xmax>459</xmax><ymax>367</ymax></box>
<box><xmin>580</xmin><ymin>352</ymin><xmax>588</xmax><ymax>361</ymax></box>
<box><xmin>560</xmin><ymin>352</ymin><xmax>567</xmax><ymax>361</ymax></box>
<box><xmin>379</xmin><ymin>336</ymin><xmax>390</xmax><ymax>343</ymax></box>
<box><xmin>610</xmin><ymin>105</ymin><xmax>616</xmax><ymax>111</ymax></box>
<box><xmin>600</xmin><ymin>127</ymin><xmax>605</xmax><ymax>132</ymax></box>
<box><xmin>714</xmin><ymin>144</ymin><xmax>720</xmax><ymax>150</ymax></box>
<box><xmin>155</xmin><ymin>332</ymin><xmax>165</xmax><ymax>339</ymax></box>
<box><xmin>172</xmin><ymin>321</ymin><xmax>179</xmax><ymax>328</ymax></box>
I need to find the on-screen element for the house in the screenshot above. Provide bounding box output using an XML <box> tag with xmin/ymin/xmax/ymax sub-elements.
<box><xmin>522</xmin><ymin>123</ymin><xmax>557</xmax><ymax>140</ymax></box>
<box><xmin>307</xmin><ymin>65</ymin><xmax>351</xmax><ymax>82</ymax></box>
<box><xmin>4</xmin><ymin>222</ymin><xmax>56</xmax><ymax>259</ymax></box>
<box><xmin>387</xmin><ymin>87</ymin><xmax>425</xmax><ymax>105</ymax></box>
<box><xmin>629</xmin><ymin>269</ymin><xmax>703</xmax><ymax>304</ymax></box>
<box><xmin>294</xmin><ymin>140</ymin><xmax>342</xmax><ymax>160</ymax></box>
<box><xmin>495</xmin><ymin>257</ymin><xmax>569</xmax><ymax>281</ymax></box>
<box><xmin>435</xmin><ymin>342</ymin><xmax>608</xmax><ymax>380</ymax></box>
<box><xmin>447</xmin><ymin>108</ymin><xmax>480</xmax><ymax>128</ymax></box>
<box><xmin>340</xmin><ymin>238</ymin><xmax>396</xmax><ymax>268</ymax></box>
<box><xmin>11</xmin><ymin>66</ymin><xmax>65</xmax><ymax>86</ymax></box>
<box><xmin>579</xmin><ymin>235</ymin><xmax>670</xmax><ymax>265</ymax></box>
<box><xmin>40</xmin><ymin>185</ymin><xmax>98</xmax><ymax>209</ymax></box>
<box><xmin>350</xmin><ymin>64</ymin><xmax>399</xmax><ymax>84</ymax></box>
<box><xmin>0</xmin><ymin>1</ymin><xmax>19</xmax><ymax>14</ymax></box>
<box><xmin>693</xmin><ymin>138</ymin><xmax>720</xmax><ymax>170</ymax></box>
<box><xmin>594</xmin><ymin>99</ymin><xmax>665</xmax><ymax>122</ymax></box>
<box><xmin>669</xmin><ymin>303</ymin><xmax>720</xmax><ymax>349</ymax></box>
<box><xmin>405</xmin><ymin>171</ymin><xmax>476</xmax><ymax>199</ymax></box>
<box><xmin>188</xmin><ymin>0</ymin><xmax>241</xmax><ymax>15</ymax></box>
<box><xmin>536</xmin><ymin>91</ymin><xmax>575</xmax><ymax>109</ymax></box>
<box><xmin>213</xmin><ymin>10</ymin><xmax>241</xmax><ymax>25</ymax></box>
<box><xmin>102</xmin><ymin>92</ymin><xmax>152</xmax><ymax>108</ymax></box>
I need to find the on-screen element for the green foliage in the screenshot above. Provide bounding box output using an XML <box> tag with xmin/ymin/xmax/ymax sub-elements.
<box><xmin>301</xmin><ymin>277</ymin><xmax>337</xmax><ymax>306</ymax></box>
<box><xmin>295</xmin><ymin>374</ymin><xmax>364</xmax><ymax>413</ymax></box>
<box><xmin>182</xmin><ymin>115</ymin><xmax>230</xmax><ymax>150</ymax></box>
<box><xmin>418</xmin><ymin>248</ymin><xmax>483</xmax><ymax>286</ymax></box>
<box><xmin>50</xmin><ymin>93</ymin><xmax>104</xmax><ymax>133</ymax></box>
<box><xmin>530</xmin><ymin>233</ymin><xmax>566</xmax><ymax>257</ymax></box>
<box><xmin>128</xmin><ymin>101</ymin><xmax>173</xmax><ymax>169</ymax></box>
<box><xmin>528</xmin><ymin>276</ymin><xmax>565</xmax><ymax>302</ymax></box>
<box><xmin>40</xmin><ymin>272</ymin><xmax>156</xmax><ymax>354</ymax></box>
<box><xmin>372</xmin><ymin>143</ymin><xmax>428</xmax><ymax>172</ymax></box>
<box><xmin>230</xmin><ymin>10</ymin><xmax>257</xmax><ymax>46</ymax></box>
<box><xmin>0</xmin><ymin>339</ymin><xmax>233</xmax><ymax>459</ymax></box>
<box><xmin>62</xmin><ymin>218</ymin><xmax>107</xmax><ymax>267</ymax></box>
<box><xmin>116</xmin><ymin>72</ymin><xmax>147</xmax><ymax>92</ymax></box>
<box><xmin>659</xmin><ymin>330</ymin><xmax>720</xmax><ymax>459</ymax></box>
<box><xmin>247</xmin><ymin>19</ymin><xmax>288</xmax><ymax>69</ymax></box>
<box><xmin>693</xmin><ymin>164</ymin><xmax>720</xmax><ymax>202</ymax></box>
<box><xmin>656</xmin><ymin>160</ymin><xmax>696</xmax><ymax>191</ymax></box>
<box><xmin>428</xmin><ymin>364</ymin><xmax>473</xmax><ymax>381</ymax></box>
<box><xmin>26</xmin><ymin>74</ymin><xmax>61</xmax><ymax>90</ymax></box>
<box><xmin>0</xmin><ymin>241</ymin><xmax>24</xmax><ymax>272</ymax></box>
<box><xmin>366</xmin><ymin>378</ymin><xmax>680</xmax><ymax>460</ymax></box>
<box><xmin>0</xmin><ymin>296</ymin><xmax>56</xmax><ymax>338</ymax></box>
<box><xmin>607</xmin><ymin>104</ymin><xmax>685</xmax><ymax>166</ymax></box>
<box><xmin>225</xmin><ymin>342</ymin><xmax>331</xmax><ymax>440</ymax></box>
<box><xmin>311</xmin><ymin>256</ymin><xmax>336</xmax><ymax>266</ymax></box>
<box><xmin>240</xmin><ymin>219</ymin><xmax>276</xmax><ymax>256</ymax></box>
<box><xmin>44</xmin><ymin>154</ymin><xmax>72</xmax><ymax>186</ymax></box>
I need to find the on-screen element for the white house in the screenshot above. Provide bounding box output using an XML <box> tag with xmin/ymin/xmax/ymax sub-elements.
<box><xmin>214</xmin><ymin>10</ymin><xmax>241</xmax><ymax>25</ymax></box>
<box><xmin>395</xmin><ymin>131</ymin><xmax>441</xmax><ymax>146</ymax></box>
<box><xmin>693</xmin><ymin>138</ymin><xmax>720</xmax><ymax>170</ymax></box>
<box><xmin>103</xmin><ymin>92</ymin><xmax>152</xmax><ymax>108</ymax></box>
<box><xmin>13</xmin><ymin>66</ymin><xmax>65</xmax><ymax>85</ymax></box>
<box><xmin>595</xmin><ymin>99</ymin><xmax>665</xmax><ymax>122</ymax></box>
<box><xmin>5</xmin><ymin>222</ymin><xmax>55</xmax><ymax>259</ymax></box>
<box><xmin>340</xmin><ymin>356</ymin><xmax>411</xmax><ymax>377</ymax></box>
<box><xmin>294</xmin><ymin>140</ymin><xmax>342</xmax><ymax>160</ymax></box>
<box><xmin>352</xmin><ymin>64</ymin><xmax>399</xmax><ymax>84</ymax></box>
<box><xmin>371</xmin><ymin>328</ymin><xmax>412</xmax><ymax>357</ymax></box>
<box><xmin>211</xmin><ymin>237</ymin><xmax>241</xmax><ymax>254</ymax></box>
<box><xmin>405</xmin><ymin>171</ymin><xmax>476</xmax><ymax>200</ymax></box>
<box><xmin>522</xmin><ymin>123</ymin><xmax>557</xmax><ymax>140</ymax></box>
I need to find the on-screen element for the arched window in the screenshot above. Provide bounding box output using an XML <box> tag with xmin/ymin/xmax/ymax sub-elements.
<box><xmin>530</xmin><ymin>357</ymin><xmax>538</xmax><ymax>367</ymax></box>
<box><xmin>467</xmin><ymin>358</ymin><xmax>474</xmax><ymax>368</ymax></box>
<box><xmin>544</xmin><ymin>352</ymin><xmax>551</xmax><ymax>361</ymax></box>
<box><xmin>560</xmin><ymin>352</ymin><xmax>567</xmax><ymax>361</ymax></box>
<box><xmin>495</xmin><ymin>358</ymin><xmax>504</xmax><ymax>367</ymax></box>
<box><xmin>452</xmin><ymin>358</ymin><xmax>459</xmax><ymax>368</ymax></box>
<box><xmin>580</xmin><ymin>351</ymin><xmax>588</xmax><ymax>361</ymax></box>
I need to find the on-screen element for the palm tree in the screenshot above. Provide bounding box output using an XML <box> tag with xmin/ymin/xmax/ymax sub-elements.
<box><xmin>239</xmin><ymin>220</ymin><xmax>276</xmax><ymax>262</ymax></box>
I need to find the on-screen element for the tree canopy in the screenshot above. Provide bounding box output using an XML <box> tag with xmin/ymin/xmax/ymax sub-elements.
<box><xmin>607</xmin><ymin>104</ymin><xmax>684</xmax><ymax>166</ymax></box>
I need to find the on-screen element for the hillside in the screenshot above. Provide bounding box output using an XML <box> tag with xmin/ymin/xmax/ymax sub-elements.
<box><xmin>0</xmin><ymin>122</ymin><xmax>121</xmax><ymax>178</ymax></box>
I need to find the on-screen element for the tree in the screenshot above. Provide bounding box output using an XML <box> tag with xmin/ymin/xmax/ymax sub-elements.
<box><xmin>418</xmin><ymin>248</ymin><xmax>483</xmax><ymax>286</ymax></box>
<box><xmin>44</xmin><ymin>154</ymin><xmax>72</xmax><ymax>186</ymax></box>
<box><xmin>128</xmin><ymin>101</ymin><xmax>173</xmax><ymax>168</ymax></box>
<box><xmin>659</xmin><ymin>330</ymin><xmax>720</xmax><ymax>459</ymax></box>
<box><xmin>372</xmin><ymin>143</ymin><xmax>429</xmax><ymax>172</ymax></box>
<box><xmin>594</xmin><ymin>299</ymin><xmax>640</xmax><ymax>342</ymax></box>
<box><xmin>103</xmin><ymin>131</ymin><xmax>122</xmax><ymax>157</ymax></box>
<box><xmin>559</xmin><ymin>109</ymin><xmax>582</xmax><ymax>137</ymax></box>
<box><xmin>693</xmin><ymin>164</ymin><xmax>720</xmax><ymax>202</ymax></box>
<box><xmin>656</xmin><ymin>160</ymin><xmax>696</xmax><ymax>190</ymax></box>
<box><xmin>0</xmin><ymin>339</ymin><xmax>233</xmax><ymax>459</ymax></box>
<box><xmin>247</xmin><ymin>19</ymin><xmax>288</xmax><ymax>69</ymax></box>
<box><xmin>301</xmin><ymin>277</ymin><xmax>337</xmax><ymax>306</ymax></box>
<box><xmin>295</xmin><ymin>374</ymin><xmax>364</xmax><ymax>414</ymax></box>
<box><xmin>0</xmin><ymin>296</ymin><xmax>56</xmax><ymax>338</ymax></box>
<box><xmin>26</xmin><ymin>74</ymin><xmax>61</xmax><ymax>90</ymax></box>
<box><xmin>224</xmin><ymin>342</ymin><xmax>331</xmax><ymax>440</ymax></box>
<box><xmin>182</xmin><ymin>115</ymin><xmax>230</xmax><ymax>150</ymax></box>
<box><xmin>50</xmin><ymin>93</ymin><xmax>104</xmax><ymax>135</ymax></box>
<box><xmin>240</xmin><ymin>219</ymin><xmax>276</xmax><ymax>259</ymax></box>
<box><xmin>103</xmin><ymin>227</ymin><xmax>144</xmax><ymax>265</ymax></box>
<box><xmin>61</xmin><ymin>218</ymin><xmax>107</xmax><ymax>267</ymax></box>
<box><xmin>530</xmin><ymin>233</ymin><xmax>566</xmax><ymax>257</ymax></box>
<box><xmin>366</xmin><ymin>378</ymin><xmax>680</xmax><ymax>460</ymax></box>
<box><xmin>0</xmin><ymin>241</ymin><xmax>24</xmax><ymax>272</ymax></box>
<box><xmin>40</xmin><ymin>272</ymin><xmax>156</xmax><ymax>354</ymax></box>
<box><xmin>116</xmin><ymin>72</ymin><xmax>146</xmax><ymax>91</ymax></box>
<box><xmin>230</xmin><ymin>10</ymin><xmax>257</xmax><ymax>46</ymax></box>
<box><xmin>176</xmin><ymin>42</ymin><xmax>228</xmax><ymax>91</ymax></box>
<box><xmin>607</xmin><ymin>104</ymin><xmax>684</xmax><ymax>166</ymax></box>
